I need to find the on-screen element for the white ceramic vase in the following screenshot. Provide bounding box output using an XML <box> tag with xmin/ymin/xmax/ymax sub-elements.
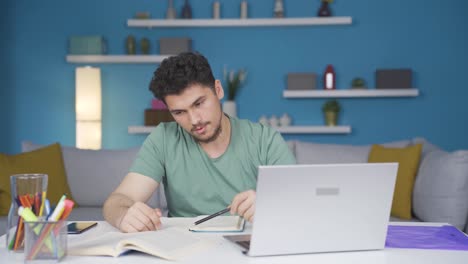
<box><xmin>223</xmin><ymin>100</ymin><xmax>237</xmax><ymax>117</ymax></box>
<box><xmin>269</xmin><ymin>115</ymin><xmax>280</xmax><ymax>127</ymax></box>
<box><xmin>258</xmin><ymin>115</ymin><xmax>269</xmax><ymax>126</ymax></box>
<box><xmin>280</xmin><ymin>113</ymin><xmax>292</xmax><ymax>126</ymax></box>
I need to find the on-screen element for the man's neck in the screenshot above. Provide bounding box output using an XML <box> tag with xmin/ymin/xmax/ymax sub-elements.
<box><xmin>199</xmin><ymin>114</ymin><xmax>231</xmax><ymax>159</ymax></box>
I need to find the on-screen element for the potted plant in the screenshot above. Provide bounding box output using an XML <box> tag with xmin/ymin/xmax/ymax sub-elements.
<box><xmin>322</xmin><ymin>99</ymin><xmax>341</xmax><ymax>126</ymax></box>
<box><xmin>223</xmin><ymin>66</ymin><xmax>247</xmax><ymax>117</ymax></box>
<box><xmin>351</xmin><ymin>77</ymin><xmax>366</xmax><ymax>89</ymax></box>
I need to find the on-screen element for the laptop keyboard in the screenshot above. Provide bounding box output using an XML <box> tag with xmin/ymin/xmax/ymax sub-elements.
<box><xmin>236</xmin><ymin>240</ymin><xmax>251</xmax><ymax>250</ymax></box>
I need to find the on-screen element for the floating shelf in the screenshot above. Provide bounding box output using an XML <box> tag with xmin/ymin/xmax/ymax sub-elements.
<box><xmin>128</xmin><ymin>126</ymin><xmax>156</xmax><ymax>134</ymax></box>
<box><xmin>128</xmin><ymin>125</ymin><xmax>351</xmax><ymax>135</ymax></box>
<box><xmin>275</xmin><ymin>126</ymin><xmax>351</xmax><ymax>134</ymax></box>
<box><xmin>283</xmin><ymin>89</ymin><xmax>419</xmax><ymax>98</ymax></box>
<box><xmin>66</xmin><ymin>55</ymin><xmax>172</xmax><ymax>64</ymax></box>
<box><xmin>127</xmin><ymin>17</ymin><xmax>352</xmax><ymax>28</ymax></box>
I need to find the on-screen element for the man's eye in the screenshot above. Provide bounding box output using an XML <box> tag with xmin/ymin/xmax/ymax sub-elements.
<box><xmin>195</xmin><ymin>101</ymin><xmax>204</xmax><ymax>107</ymax></box>
<box><xmin>173</xmin><ymin>111</ymin><xmax>182</xmax><ymax>116</ymax></box>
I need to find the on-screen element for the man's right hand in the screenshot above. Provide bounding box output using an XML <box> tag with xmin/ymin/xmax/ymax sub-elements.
<box><xmin>118</xmin><ymin>201</ymin><xmax>162</xmax><ymax>233</ymax></box>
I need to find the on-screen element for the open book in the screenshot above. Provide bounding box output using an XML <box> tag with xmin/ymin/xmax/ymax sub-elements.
<box><xmin>68</xmin><ymin>227</ymin><xmax>213</xmax><ymax>260</ymax></box>
<box><xmin>189</xmin><ymin>215</ymin><xmax>246</xmax><ymax>232</ymax></box>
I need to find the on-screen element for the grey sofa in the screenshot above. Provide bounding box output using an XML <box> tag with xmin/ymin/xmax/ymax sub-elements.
<box><xmin>1</xmin><ymin>138</ymin><xmax>467</xmax><ymax>235</ymax></box>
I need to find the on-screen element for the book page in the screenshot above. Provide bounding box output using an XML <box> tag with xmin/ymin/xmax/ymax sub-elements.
<box><xmin>69</xmin><ymin>227</ymin><xmax>214</xmax><ymax>260</ymax></box>
<box><xmin>189</xmin><ymin>216</ymin><xmax>245</xmax><ymax>232</ymax></box>
<box><xmin>68</xmin><ymin>231</ymin><xmax>127</xmax><ymax>257</ymax></box>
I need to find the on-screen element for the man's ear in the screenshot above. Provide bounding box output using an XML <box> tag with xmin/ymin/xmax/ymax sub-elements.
<box><xmin>214</xmin><ymin>80</ymin><xmax>224</xmax><ymax>100</ymax></box>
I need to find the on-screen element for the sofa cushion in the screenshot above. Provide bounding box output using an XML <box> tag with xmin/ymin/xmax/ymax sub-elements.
<box><xmin>0</xmin><ymin>143</ymin><xmax>74</xmax><ymax>215</ymax></box>
<box><xmin>412</xmin><ymin>137</ymin><xmax>442</xmax><ymax>160</ymax></box>
<box><xmin>67</xmin><ymin>207</ymin><xmax>105</xmax><ymax>221</ymax></box>
<box><xmin>412</xmin><ymin>150</ymin><xmax>468</xmax><ymax>231</ymax></box>
<box><xmin>22</xmin><ymin>142</ymin><xmax>166</xmax><ymax>212</ymax></box>
<box><xmin>286</xmin><ymin>140</ymin><xmax>296</xmax><ymax>157</ymax></box>
<box><xmin>295</xmin><ymin>140</ymin><xmax>411</xmax><ymax>165</ymax></box>
<box><xmin>368</xmin><ymin>144</ymin><xmax>422</xmax><ymax>220</ymax></box>
<box><xmin>0</xmin><ymin>216</ymin><xmax>6</xmax><ymax>236</ymax></box>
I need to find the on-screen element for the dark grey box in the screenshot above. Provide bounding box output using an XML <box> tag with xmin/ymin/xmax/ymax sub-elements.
<box><xmin>159</xmin><ymin>38</ymin><xmax>192</xmax><ymax>55</ymax></box>
<box><xmin>287</xmin><ymin>73</ymin><xmax>317</xmax><ymax>90</ymax></box>
<box><xmin>376</xmin><ymin>69</ymin><xmax>413</xmax><ymax>89</ymax></box>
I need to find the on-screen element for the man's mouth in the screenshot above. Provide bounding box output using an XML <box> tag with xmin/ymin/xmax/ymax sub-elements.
<box><xmin>192</xmin><ymin>124</ymin><xmax>206</xmax><ymax>134</ymax></box>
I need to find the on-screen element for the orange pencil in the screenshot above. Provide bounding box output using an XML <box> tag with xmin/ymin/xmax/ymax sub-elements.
<box><xmin>13</xmin><ymin>218</ymin><xmax>24</xmax><ymax>250</ymax></box>
<box><xmin>20</xmin><ymin>195</ymin><xmax>32</xmax><ymax>208</ymax></box>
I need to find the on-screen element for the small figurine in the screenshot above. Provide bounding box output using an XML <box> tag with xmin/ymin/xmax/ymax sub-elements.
<box><xmin>166</xmin><ymin>0</ymin><xmax>177</xmax><ymax>19</ymax></box>
<box><xmin>140</xmin><ymin>38</ymin><xmax>150</xmax><ymax>54</ymax></box>
<box><xmin>240</xmin><ymin>0</ymin><xmax>248</xmax><ymax>19</ymax></box>
<box><xmin>212</xmin><ymin>1</ymin><xmax>221</xmax><ymax>19</ymax></box>
<box><xmin>181</xmin><ymin>0</ymin><xmax>192</xmax><ymax>19</ymax></box>
<box><xmin>274</xmin><ymin>0</ymin><xmax>285</xmax><ymax>18</ymax></box>
<box><xmin>126</xmin><ymin>35</ymin><xmax>136</xmax><ymax>55</ymax></box>
<box><xmin>318</xmin><ymin>0</ymin><xmax>333</xmax><ymax>17</ymax></box>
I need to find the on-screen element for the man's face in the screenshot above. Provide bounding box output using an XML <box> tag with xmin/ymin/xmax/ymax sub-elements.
<box><xmin>165</xmin><ymin>81</ymin><xmax>225</xmax><ymax>143</ymax></box>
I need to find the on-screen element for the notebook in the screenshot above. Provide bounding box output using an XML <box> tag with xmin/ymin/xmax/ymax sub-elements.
<box><xmin>224</xmin><ymin>163</ymin><xmax>398</xmax><ymax>257</ymax></box>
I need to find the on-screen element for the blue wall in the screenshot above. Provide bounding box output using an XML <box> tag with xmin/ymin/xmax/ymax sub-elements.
<box><xmin>0</xmin><ymin>1</ymin><xmax>12</xmax><ymax>152</ymax></box>
<box><xmin>1</xmin><ymin>0</ymin><xmax>467</xmax><ymax>154</ymax></box>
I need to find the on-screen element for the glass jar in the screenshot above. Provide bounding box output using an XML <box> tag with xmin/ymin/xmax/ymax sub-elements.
<box><xmin>6</xmin><ymin>174</ymin><xmax>48</xmax><ymax>252</ymax></box>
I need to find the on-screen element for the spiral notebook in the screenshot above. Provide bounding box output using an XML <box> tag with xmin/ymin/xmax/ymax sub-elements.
<box><xmin>385</xmin><ymin>225</ymin><xmax>468</xmax><ymax>250</ymax></box>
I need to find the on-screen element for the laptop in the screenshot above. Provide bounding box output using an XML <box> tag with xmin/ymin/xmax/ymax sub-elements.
<box><xmin>224</xmin><ymin>163</ymin><xmax>398</xmax><ymax>257</ymax></box>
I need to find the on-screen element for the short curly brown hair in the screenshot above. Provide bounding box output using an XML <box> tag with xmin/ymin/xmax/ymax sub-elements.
<box><xmin>149</xmin><ymin>52</ymin><xmax>215</xmax><ymax>101</ymax></box>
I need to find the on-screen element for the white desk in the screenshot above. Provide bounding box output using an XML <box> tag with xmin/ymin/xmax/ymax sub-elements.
<box><xmin>1</xmin><ymin>218</ymin><xmax>467</xmax><ymax>264</ymax></box>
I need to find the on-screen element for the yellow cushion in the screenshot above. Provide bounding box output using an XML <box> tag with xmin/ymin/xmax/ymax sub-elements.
<box><xmin>0</xmin><ymin>143</ymin><xmax>74</xmax><ymax>216</ymax></box>
<box><xmin>368</xmin><ymin>144</ymin><xmax>422</xmax><ymax>219</ymax></box>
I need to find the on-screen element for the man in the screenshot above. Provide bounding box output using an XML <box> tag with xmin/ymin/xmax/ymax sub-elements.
<box><xmin>103</xmin><ymin>52</ymin><xmax>296</xmax><ymax>233</ymax></box>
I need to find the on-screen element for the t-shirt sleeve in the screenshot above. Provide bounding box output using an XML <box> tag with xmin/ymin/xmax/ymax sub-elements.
<box><xmin>263</xmin><ymin>127</ymin><xmax>297</xmax><ymax>165</ymax></box>
<box><xmin>129</xmin><ymin>125</ymin><xmax>166</xmax><ymax>183</ymax></box>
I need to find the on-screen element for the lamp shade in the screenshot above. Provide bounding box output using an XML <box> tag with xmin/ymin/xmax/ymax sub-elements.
<box><xmin>75</xmin><ymin>67</ymin><xmax>102</xmax><ymax>150</ymax></box>
<box><xmin>76</xmin><ymin>67</ymin><xmax>101</xmax><ymax>121</ymax></box>
<box><xmin>76</xmin><ymin>121</ymin><xmax>102</xmax><ymax>150</ymax></box>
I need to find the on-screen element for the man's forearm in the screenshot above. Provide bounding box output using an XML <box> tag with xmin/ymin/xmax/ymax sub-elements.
<box><xmin>103</xmin><ymin>192</ymin><xmax>135</xmax><ymax>229</ymax></box>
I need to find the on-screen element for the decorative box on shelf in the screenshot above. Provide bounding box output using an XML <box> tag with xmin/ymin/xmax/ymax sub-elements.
<box><xmin>287</xmin><ymin>73</ymin><xmax>317</xmax><ymax>90</ymax></box>
<box><xmin>69</xmin><ymin>35</ymin><xmax>107</xmax><ymax>55</ymax></box>
<box><xmin>159</xmin><ymin>38</ymin><xmax>192</xmax><ymax>55</ymax></box>
<box><xmin>376</xmin><ymin>69</ymin><xmax>413</xmax><ymax>89</ymax></box>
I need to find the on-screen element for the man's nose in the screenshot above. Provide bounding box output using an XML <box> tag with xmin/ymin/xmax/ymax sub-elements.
<box><xmin>189</xmin><ymin>110</ymin><xmax>202</xmax><ymax>125</ymax></box>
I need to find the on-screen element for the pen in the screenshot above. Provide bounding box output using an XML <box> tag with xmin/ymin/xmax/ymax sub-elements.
<box><xmin>44</xmin><ymin>199</ymin><xmax>51</xmax><ymax>217</ymax></box>
<box><xmin>194</xmin><ymin>207</ymin><xmax>230</xmax><ymax>225</ymax></box>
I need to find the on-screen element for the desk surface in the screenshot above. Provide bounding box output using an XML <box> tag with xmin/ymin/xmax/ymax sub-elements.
<box><xmin>1</xmin><ymin>218</ymin><xmax>467</xmax><ymax>264</ymax></box>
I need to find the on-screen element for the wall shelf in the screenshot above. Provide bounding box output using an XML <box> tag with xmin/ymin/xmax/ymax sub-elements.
<box><xmin>127</xmin><ymin>17</ymin><xmax>352</xmax><ymax>28</ymax></box>
<box><xmin>283</xmin><ymin>89</ymin><xmax>419</xmax><ymax>98</ymax></box>
<box><xmin>66</xmin><ymin>55</ymin><xmax>172</xmax><ymax>64</ymax></box>
<box><xmin>128</xmin><ymin>125</ymin><xmax>351</xmax><ymax>135</ymax></box>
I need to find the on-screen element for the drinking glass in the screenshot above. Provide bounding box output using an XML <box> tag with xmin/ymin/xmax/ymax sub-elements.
<box><xmin>6</xmin><ymin>174</ymin><xmax>48</xmax><ymax>252</ymax></box>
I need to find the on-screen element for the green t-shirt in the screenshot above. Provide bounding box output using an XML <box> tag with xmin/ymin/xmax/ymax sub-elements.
<box><xmin>130</xmin><ymin>116</ymin><xmax>296</xmax><ymax>217</ymax></box>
